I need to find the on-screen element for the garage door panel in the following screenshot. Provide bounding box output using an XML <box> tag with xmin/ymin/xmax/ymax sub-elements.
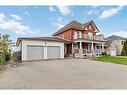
<box><xmin>27</xmin><ymin>45</ymin><xmax>44</xmax><ymax>60</ymax></box>
<box><xmin>47</xmin><ymin>46</ymin><xmax>60</xmax><ymax>59</ymax></box>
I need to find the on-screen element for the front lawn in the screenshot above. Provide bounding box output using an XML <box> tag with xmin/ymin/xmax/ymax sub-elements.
<box><xmin>94</xmin><ymin>56</ymin><xmax>127</xmax><ymax>65</ymax></box>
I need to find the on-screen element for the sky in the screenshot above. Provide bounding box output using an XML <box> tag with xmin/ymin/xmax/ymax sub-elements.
<box><xmin>0</xmin><ymin>6</ymin><xmax>127</xmax><ymax>42</ymax></box>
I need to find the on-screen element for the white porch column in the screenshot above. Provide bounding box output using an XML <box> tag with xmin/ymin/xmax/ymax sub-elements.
<box><xmin>91</xmin><ymin>42</ymin><xmax>94</xmax><ymax>50</ymax></box>
<box><xmin>64</xmin><ymin>44</ymin><xmax>67</xmax><ymax>54</ymax></box>
<box><xmin>91</xmin><ymin>42</ymin><xmax>94</xmax><ymax>54</ymax></box>
<box><xmin>72</xmin><ymin>43</ymin><xmax>74</xmax><ymax>57</ymax></box>
<box><xmin>79</xmin><ymin>42</ymin><xmax>83</xmax><ymax>58</ymax></box>
<box><xmin>79</xmin><ymin>41</ymin><xmax>82</xmax><ymax>49</ymax></box>
<box><xmin>102</xmin><ymin>43</ymin><xmax>104</xmax><ymax>52</ymax></box>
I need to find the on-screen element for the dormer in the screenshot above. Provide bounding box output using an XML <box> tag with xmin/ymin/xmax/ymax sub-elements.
<box><xmin>83</xmin><ymin>20</ymin><xmax>99</xmax><ymax>33</ymax></box>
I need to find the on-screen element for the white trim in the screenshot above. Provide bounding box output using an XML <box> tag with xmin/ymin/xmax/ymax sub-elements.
<box><xmin>74</xmin><ymin>39</ymin><xmax>106</xmax><ymax>44</ymax></box>
<box><xmin>44</xmin><ymin>46</ymin><xmax>47</xmax><ymax>59</ymax></box>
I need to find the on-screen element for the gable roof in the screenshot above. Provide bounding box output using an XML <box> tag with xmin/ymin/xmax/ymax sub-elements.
<box><xmin>96</xmin><ymin>34</ymin><xmax>107</xmax><ymax>40</ymax></box>
<box><xmin>106</xmin><ymin>35</ymin><xmax>126</xmax><ymax>40</ymax></box>
<box><xmin>52</xmin><ymin>20</ymin><xmax>99</xmax><ymax>36</ymax></box>
<box><xmin>106</xmin><ymin>35</ymin><xmax>126</xmax><ymax>46</ymax></box>
<box><xmin>96</xmin><ymin>34</ymin><xmax>104</xmax><ymax>37</ymax></box>
<box><xmin>106</xmin><ymin>40</ymin><xmax>113</xmax><ymax>46</ymax></box>
<box><xmin>83</xmin><ymin>20</ymin><xmax>99</xmax><ymax>32</ymax></box>
<box><xmin>16</xmin><ymin>37</ymin><xmax>71</xmax><ymax>46</ymax></box>
<box><xmin>68</xmin><ymin>20</ymin><xmax>82</xmax><ymax>28</ymax></box>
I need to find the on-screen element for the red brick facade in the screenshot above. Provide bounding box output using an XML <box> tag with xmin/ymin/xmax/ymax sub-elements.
<box><xmin>54</xmin><ymin>24</ymin><xmax>96</xmax><ymax>40</ymax></box>
<box><xmin>53</xmin><ymin>21</ymin><xmax>98</xmax><ymax>54</ymax></box>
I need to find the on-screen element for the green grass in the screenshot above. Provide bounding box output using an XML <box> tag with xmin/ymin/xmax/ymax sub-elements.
<box><xmin>94</xmin><ymin>56</ymin><xmax>127</xmax><ymax>65</ymax></box>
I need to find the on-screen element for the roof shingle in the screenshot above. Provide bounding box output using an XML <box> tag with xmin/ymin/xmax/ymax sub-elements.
<box><xmin>106</xmin><ymin>35</ymin><xmax>126</xmax><ymax>40</ymax></box>
<box><xmin>18</xmin><ymin>37</ymin><xmax>70</xmax><ymax>42</ymax></box>
<box><xmin>52</xmin><ymin>20</ymin><xmax>99</xmax><ymax>36</ymax></box>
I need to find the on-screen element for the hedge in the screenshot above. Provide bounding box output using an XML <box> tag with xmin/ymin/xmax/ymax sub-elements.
<box><xmin>0</xmin><ymin>53</ymin><xmax>5</xmax><ymax>66</ymax></box>
<box><xmin>13</xmin><ymin>51</ymin><xmax>21</xmax><ymax>62</ymax></box>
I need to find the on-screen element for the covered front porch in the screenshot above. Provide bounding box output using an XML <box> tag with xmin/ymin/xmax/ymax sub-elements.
<box><xmin>72</xmin><ymin>40</ymin><xmax>106</xmax><ymax>58</ymax></box>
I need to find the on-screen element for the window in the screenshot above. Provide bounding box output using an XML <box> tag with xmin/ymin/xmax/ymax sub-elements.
<box><xmin>73</xmin><ymin>31</ymin><xmax>78</xmax><ymax>39</ymax></box>
<box><xmin>81</xmin><ymin>25</ymin><xmax>84</xmax><ymax>28</ymax></box>
<box><xmin>121</xmin><ymin>41</ymin><xmax>124</xmax><ymax>45</ymax></box>
<box><xmin>88</xmin><ymin>32</ymin><xmax>93</xmax><ymax>39</ymax></box>
<box><xmin>59</xmin><ymin>34</ymin><xmax>63</xmax><ymax>39</ymax></box>
<box><xmin>85</xmin><ymin>27</ymin><xmax>88</xmax><ymax>30</ymax></box>
<box><xmin>61</xmin><ymin>34</ymin><xmax>64</xmax><ymax>39</ymax></box>
<box><xmin>78</xmin><ymin>31</ymin><xmax>82</xmax><ymax>38</ymax></box>
<box><xmin>88</xmin><ymin>32</ymin><xmax>93</xmax><ymax>36</ymax></box>
<box><xmin>89</xmin><ymin>25</ymin><xmax>92</xmax><ymax>29</ymax></box>
<box><xmin>58</xmin><ymin>35</ymin><xmax>61</xmax><ymax>38</ymax></box>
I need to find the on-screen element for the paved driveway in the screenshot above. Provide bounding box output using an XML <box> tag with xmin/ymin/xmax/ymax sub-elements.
<box><xmin>0</xmin><ymin>58</ymin><xmax>127</xmax><ymax>89</ymax></box>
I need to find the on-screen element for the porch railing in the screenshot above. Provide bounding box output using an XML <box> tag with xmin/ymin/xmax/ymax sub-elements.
<box><xmin>83</xmin><ymin>49</ymin><xmax>102</xmax><ymax>55</ymax></box>
<box><xmin>74</xmin><ymin>48</ymin><xmax>79</xmax><ymax>53</ymax></box>
<box><xmin>74</xmin><ymin>34</ymin><xmax>104</xmax><ymax>41</ymax></box>
<box><xmin>74</xmin><ymin>49</ymin><xmax>102</xmax><ymax>55</ymax></box>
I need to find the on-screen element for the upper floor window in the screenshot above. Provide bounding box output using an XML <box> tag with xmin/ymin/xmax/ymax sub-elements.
<box><xmin>73</xmin><ymin>31</ymin><xmax>78</xmax><ymax>39</ymax></box>
<box><xmin>78</xmin><ymin>31</ymin><xmax>82</xmax><ymax>38</ymax></box>
<box><xmin>88</xmin><ymin>32</ymin><xmax>93</xmax><ymax>36</ymax></box>
<box><xmin>57</xmin><ymin>35</ymin><xmax>61</xmax><ymax>38</ymax></box>
<box><xmin>81</xmin><ymin>25</ymin><xmax>84</xmax><ymax>28</ymax></box>
<box><xmin>88</xmin><ymin>32</ymin><xmax>93</xmax><ymax>39</ymax></box>
<box><xmin>88</xmin><ymin>25</ymin><xmax>92</xmax><ymax>30</ymax></box>
<box><xmin>85</xmin><ymin>27</ymin><xmax>88</xmax><ymax>30</ymax></box>
<box><xmin>54</xmin><ymin>36</ymin><xmax>57</xmax><ymax>38</ymax></box>
<box><xmin>61</xmin><ymin>34</ymin><xmax>64</xmax><ymax>39</ymax></box>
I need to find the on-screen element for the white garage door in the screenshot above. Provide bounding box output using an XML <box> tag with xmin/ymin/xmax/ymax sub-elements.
<box><xmin>111</xmin><ymin>50</ymin><xmax>116</xmax><ymax>56</ymax></box>
<box><xmin>47</xmin><ymin>46</ymin><xmax>60</xmax><ymax>59</ymax></box>
<box><xmin>27</xmin><ymin>45</ymin><xmax>44</xmax><ymax>60</ymax></box>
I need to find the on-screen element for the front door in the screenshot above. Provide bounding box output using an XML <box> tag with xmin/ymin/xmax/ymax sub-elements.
<box><xmin>66</xmin><ymin>44</ymin><xmax>72</xmax><ymax>54</ymax></box>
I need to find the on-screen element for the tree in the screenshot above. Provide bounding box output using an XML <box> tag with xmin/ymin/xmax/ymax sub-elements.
<box><xmin>121</xmin><ymin>48</ymin><xmax>127</xmax><ymax>56</ymax></box>
<box><xmin>0</xmin><ymin>34</ymin><xmax>12</xmax><ymax>64</ymax></box>
<box><xmin>121</xmin><ymin>39</ymin><xmax>127</xmax><ymax>56</ymax></box>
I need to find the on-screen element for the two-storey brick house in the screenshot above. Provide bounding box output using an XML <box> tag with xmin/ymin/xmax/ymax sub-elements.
<box><xmin>52</xmin><ymin>20</ymin><xmax>107</xmax><ymax>57</ymax></box>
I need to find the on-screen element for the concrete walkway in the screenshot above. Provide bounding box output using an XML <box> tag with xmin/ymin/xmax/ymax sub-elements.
<box><xmin>0</xmin><ymin>59</ymin><xmax>127</xmax><ymax>89</ymax></box>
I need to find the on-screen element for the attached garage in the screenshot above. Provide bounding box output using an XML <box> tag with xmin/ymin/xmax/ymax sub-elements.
<box><xmin>16</xmin><ymin>37</ymin><xmax>69</xmax><ymax>61</ymax></box>
<box><xmin>47</xmin><ymin>46</ymin><xmax>60</xmax><ymax>59</ymax></box>
<box><xmin>27</xmin><ymin>45</ymin><xmax>44</xmax><ymax>60</ymax></box>
<box><xmin>110</xmin><ymin>48</ymin><xmax>116</xmax><ymax>56</ymax></box>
